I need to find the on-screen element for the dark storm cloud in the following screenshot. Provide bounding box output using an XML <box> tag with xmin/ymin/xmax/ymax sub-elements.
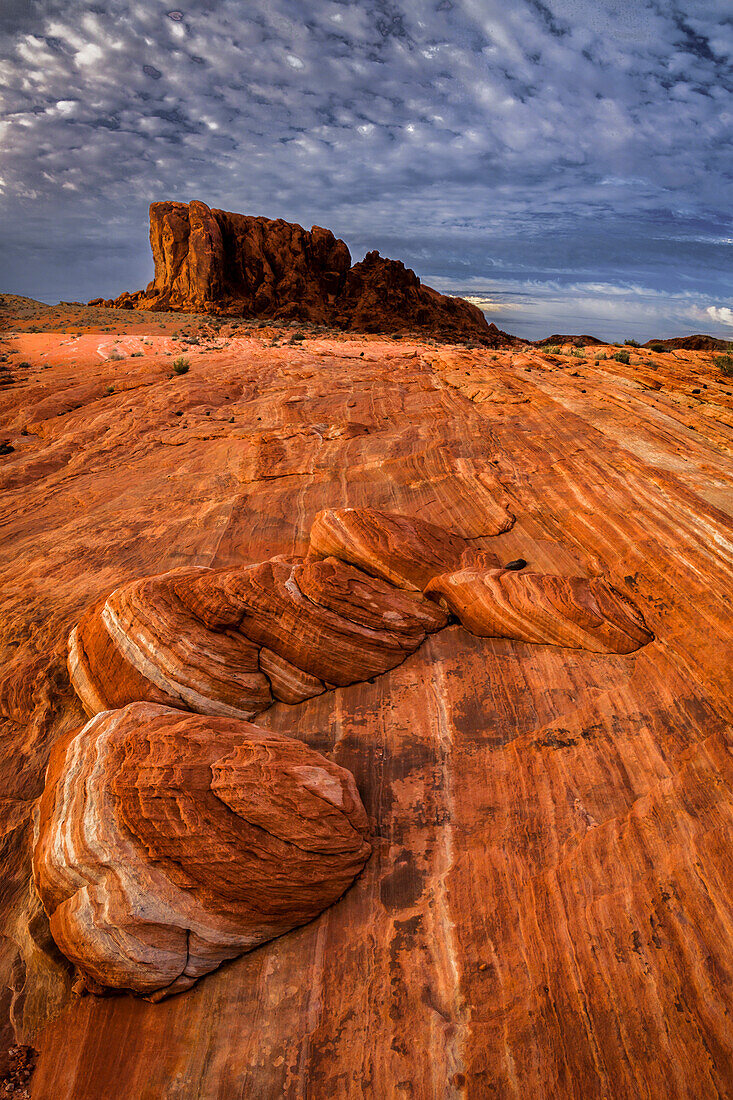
<box><xmin>0</xmin><ymin>0</ymin><xmax>731</xmax><ymax>338</ymax></box>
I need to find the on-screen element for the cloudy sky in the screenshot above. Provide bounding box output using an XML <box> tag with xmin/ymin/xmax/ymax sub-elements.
<box><xmin>1</xmin><ymin>0</ymin><xmax>731</xmax><ymax>339</ymax></box>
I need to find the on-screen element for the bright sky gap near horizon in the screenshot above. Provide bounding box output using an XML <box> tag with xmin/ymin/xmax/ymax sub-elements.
<box><xmin>0</xmin><ymin>0</ymin><xmax>731</xmax><ymax>341</ymax></box>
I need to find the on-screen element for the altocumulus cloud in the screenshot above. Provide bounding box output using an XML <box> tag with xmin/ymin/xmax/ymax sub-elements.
<box><xmin>0</xmin><ymin>0</ymin><xmax>731</xmax><ymax>338</ymax></box>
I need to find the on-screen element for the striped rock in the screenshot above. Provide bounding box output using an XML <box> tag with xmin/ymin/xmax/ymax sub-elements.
<box><xmin>425</xmin><ymin>568</ymin><xmax>653</xmax><ymax>654</ymax></box>
<box><xmin>308</xmin><ymin>507</ymin><xmax>503</xmax><ymax>591</ymax></box>
<box><xmin>68</xmin><ymin>556</ymin><xmax>447</xmax><ymax>719</ymax></box>
<box><xmin>33</xmin><ymin>703</ymin><xmax>371</xmax><ymax>1000</ymax></box>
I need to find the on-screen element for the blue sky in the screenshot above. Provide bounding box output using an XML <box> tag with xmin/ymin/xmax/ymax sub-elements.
<box><xmin>1</xmin><ymin>0</ymin><xmax>731</xmax><ymax>339</ymax></box>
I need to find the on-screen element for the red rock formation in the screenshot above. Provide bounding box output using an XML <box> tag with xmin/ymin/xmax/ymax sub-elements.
<box><xmin>92</xmin><ymin>200</ymin><xmax>498</xmax><ymax>339</ymax></box>
<box><xmin>33</xmin><ymin>703</ymin><xmax>371</xmax><ymax>1000</ymax></box>
<box><xmin>48</xmin><ymin>506</ymin><xmax>652</xmax><ymax>1012</ymax></box>
<box><xmin>534</xmin><ymin>334</ymin><xmax>609</xmax><ymax>347</ymax></box>
<box><xmin>69</xmin><ymin>551</ymin><xmax>449</xmax><ymax>720</ymax></box>
<box><xmin>333</xmin><ymin>249</ymin><xmax>499</xmax><ymax>338</ymax></box>
<box><xmin>425</xmin><ymin>567</ymin><xmax>653</xmax><ymax>653</ymax></box>
<box><xmin>643</xmin><ymin>334</ymin><xmax>730</xmax><ymax>351</ymax></box>
<box><xmin>66</xmin><ymin>502</ymin><xmax>653</xmax><ymax>740</ymax></box>
<box><xmin>308</xmin><ymin>506</ymin><xmax>505</xmax><ymax>590</ymax></box>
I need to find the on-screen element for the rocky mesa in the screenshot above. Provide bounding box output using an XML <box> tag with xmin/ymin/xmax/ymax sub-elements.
<box><xmin>89</xmin><ymin>199</ymin><xmax>514</xmax><ymax>342</ymax></box>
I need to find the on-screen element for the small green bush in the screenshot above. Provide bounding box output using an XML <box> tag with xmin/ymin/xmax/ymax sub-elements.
<box><xmin>624</xmin><ymin>339</ymin><xmax>640</xmax><ymax>347</ymax></box>
<box><xmin>172</xmin><ymin>356</ymin><xmax>190</xmax><ymax>375</ymax></box>
<box><xmin>648</xmin><ymin>342</ymin><xmax>669</xmax><ymax>353</ymax></box>
<box><xmin>18</xmin><ymin>361</ymin><xmax>31</xmax><ymax>369</ymax></box>
<box><xmin>714</xmin><ymin>353</ymin><xmax>733</xmax><ymax>377</ymax></box>
<box><xmin>613</xmin><ymin>350</ymin><xmax>631</xmax><ymax>364</ymax></box>
<box><xmin>105</xmin><ymin>384</ymin><xmax>115</xmax><ymax>395</ymax></box>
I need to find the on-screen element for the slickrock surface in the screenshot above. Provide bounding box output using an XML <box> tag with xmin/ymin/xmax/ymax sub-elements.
<box><xmin>33</xmin><ymin>703</ymin><xmax>370</xmax><ymax>1001</ymax></box>
<box><xmin>1</xmin><ymin>302</ymin><xmax>733</xmax><ymax>1099</ymax></box>
<box><xmin>89</xmin><ymin>200</ymin><xmax>502</xmax><ymax>340</ymax></box>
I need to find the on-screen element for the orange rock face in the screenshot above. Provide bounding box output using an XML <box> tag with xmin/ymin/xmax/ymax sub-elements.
<box><xmin>2</xmin><ymin>309</ymin><xmax>733</xmax><ymax>1098</ymax></box>
<box><xmin>33</xmin><ymin>703</ymin><xmax>371</xmax><ymax>1000</ymax></box>
<box><xmin>40</xmin><ymin>503</ymin><xmax>654</xmax><ymax>1011</ymax></box>
<box><xmin>69</xmin><ymin>547</ymin><xmax>451</xmax><ymax>719</ymax></box>
<box><xmin>65</xmin><ymin>501</ymin><xmax>650</xmax><ymax>734</ymax></box>
<box><xmin>92</xmin><ymin>200</ymin><xmax>501</xmax><ymax>339</ymax></box>
<box><xmin>308</xmin><ymin>506</ymin><xmax>506</xmax><ymax>589</ymax></box>
<box><xmin>425</xmin><ymin>568</ymin><xmax>653</xmax><ymax>653</ymax></box>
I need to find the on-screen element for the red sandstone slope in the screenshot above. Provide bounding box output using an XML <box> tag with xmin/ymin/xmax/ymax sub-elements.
<box><xmin>1</xmin><ymin>310</ymin><xmax>733</xmax><ymax>1099</ymax></box>
<box><xmin>89</xmin><ymin>200</ymin><xmax>504</xmax><ymax>340</ymax></box>
<box><xmin>643</xmin><ymin>333</ymin><xmax>731</xmax><ymax>351</ymax></box>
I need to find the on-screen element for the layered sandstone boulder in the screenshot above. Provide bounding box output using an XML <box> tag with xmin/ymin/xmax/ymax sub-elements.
<box><xmin>425</xmin><ymin>568</ymin><xmax>654</xmax><ymax>653</ymax></box>
<box><xmin>307</xmin><ymin>506</ymin><xmax>505</xmax><ymax>590</ymax></box>
<box><xmin>68</xmin><ymin>546</ymin><xmax>449</xmax><ymax>720</ymax></box>
<box><xmin>33</xmin><ymin>703</ymin><xmax>371</xmax><ymax>1000</ymax></box>
<box><xmin>91</xmin><ymin>200</ymin><xmax>501</xmax><ymax>339</ymax></box>
<box><xmin>68</xmin><ymin>508</ymin><xmax>652</xmax><ymax>727</ymax></box>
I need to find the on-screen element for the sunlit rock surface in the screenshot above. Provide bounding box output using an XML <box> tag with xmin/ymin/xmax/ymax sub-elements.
<box><xmin>308</xmin><ymin>506</ymin><xmax>507</xmax><ymax>589</ymax></box>
<box><xmin>1</xmin><ymin>301</ymin><xmax>733</xmax><ymax>1098</ymax></box>
<box><xmin>90</xmin><ymin>200</ymin><xmax>503</xmax><ymax>340</ymax></box>
<box><xmin>425</xmin><ymin>567</ymin><xmax>653</xmax><ymax>653</ymax></box>
<box><xmin>69</xmin><ymin>550</ymin><xmax>450</xmax><ymax>717</ymax></box>
<box><xmin>33</xmin><ymin>703</ymin><xmax>371</xmax><ymax>1001</ymax></box>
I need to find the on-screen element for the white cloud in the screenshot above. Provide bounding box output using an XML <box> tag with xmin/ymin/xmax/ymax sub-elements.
<box><xmin>74</xmin><ymin>42</ymin><xmax>104</xmax><ymax>67</ymax></box>
<box><xmin>707</xmin><ymin>306</ymin><xmax>733</xmax><ymax>328</ymax></box>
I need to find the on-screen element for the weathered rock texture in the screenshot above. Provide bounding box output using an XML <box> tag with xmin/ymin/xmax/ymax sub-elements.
<box><xmin>425</xmin><ymin>568</ymin><xmax>653</xmax><ymax>653</ymax></box>
<box><xmin>89</xmin><ymin>200</ymin><xmax>503</xmax><ymax>339</ymax></box>
<box><xmin>2</xmin><ymin>309</ymin><xmax>733</xmax><ymax>1099</ymax></box>
<box><xmin>308</xmin><ymin>507</ymin><xmax>506</xmax><ymax>590</ymax></box>
<box><xmin>69</xmin><ymin>546</ymin><xmax>451</xmax><ymax>718</ymax></box>
<box><xmin>66</xmin><ymin>505</ymin><xmax>650</xmax><ymax>732</ymax></box>
<box><xmin>33</xmin><ymin>703</ymin><xmax>370</xmax><ymax>1000</ymax></box>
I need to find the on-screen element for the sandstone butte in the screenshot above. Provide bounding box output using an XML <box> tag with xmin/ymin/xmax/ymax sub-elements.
<box><xmin>87</xmin><ymin>199</ymin><xmax>519</xmax><ymax>344</ymax></box>
<box><xmin>1</xmin><ymin>289</ymin><xmax>733</xmax><ymax>1099</ymax></box>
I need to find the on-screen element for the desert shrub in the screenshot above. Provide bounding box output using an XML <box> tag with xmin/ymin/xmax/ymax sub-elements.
<box><xmin>172</xmin><ymin>356</ymin><xmax>190</xmax><ymax>375</ymax></box>
<box><xmin>714</xmin><ymin>353</ymin><xmax>733</xmax><ymax>377</ymax></box>
<box><xmin>18</xmin><ymin>361</ymin><xmax>31</xmax><ymax>369</ymax></box>
<box><xmin>624</xmin><ymin>339</ymin><xmax>640</xmax><ymax>347</ymax></box>
<box><xmin>648</xmin><ymin>342</ymin><xmax>669</xmax><ymax>353</ymax></box>
<box><xmin>570</xmin><ymin>348</ymin><xmax>584</xmax><ymax>358</ymax></box>
<box><xmin>613</xmin><ymin>350</ymin><xmax>631</xmax><ymax>364</ymax></box>
<box><xmin>105</xmin><ymin>384</ymin><xmax>115</xmax><ymax>395</ymax></box>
